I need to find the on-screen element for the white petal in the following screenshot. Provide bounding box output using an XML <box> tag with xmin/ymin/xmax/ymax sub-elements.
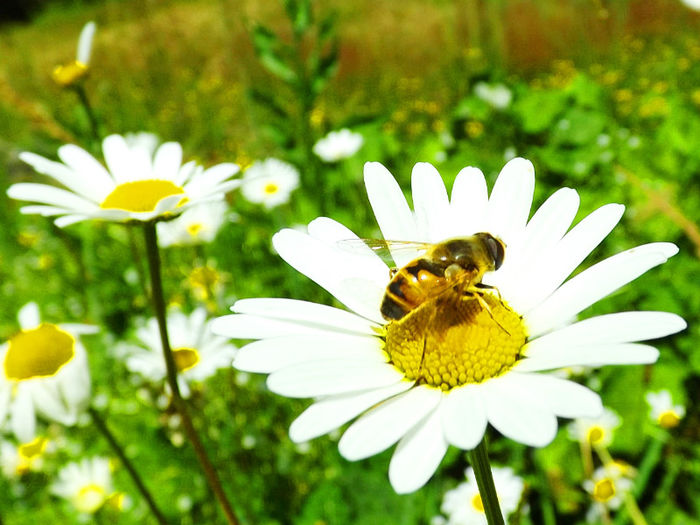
<box><xmin>338</xmin><ymin>387</ymin><xmax>441</xmax><ymax>460</ymax></box>
<box><xmin>19</xmin><ymin>205</ymin><xmax>75</xmax><ymax>217</ymax></box>
<box><xmin>56</xmin><ymin>144</ymin><xmax>113</xmax><ymax>200</ymax></box>
<box><xmin>267</xmin><ymin>359</ymin><xmax>404</xmax><ymax>398</ymax></box>
<box><xmin>76</xmin><ymin>21</ymin><xmax>96</xmax><ymax>64</ymax></box>
<box><xmin>513</xmin><ymin>203</ymin><xmax>625</xmax><ymax>313</ymax></box>
<box><xmin>8</xmin><ymin>183</ymin><xmax>98</xmax><ymax>212</ymax></box>
<box><xmin>502</xmin><ymin>373</ymin><xmax>602</xmax><ymax>419</ymax></box>
<box><xmin>516</xmin><ymin>343</ymin><xmax>660</xmax><ymax>372</ymax></box>
<box><xmin>440</xmin><ymin>385</ymin><xmax>487</xmax><ymax>450</ymax></box>
<box><xmin>411</xmin><ymin>163</ymin><xmax>450</xmax><ymax>242</ymax></box>
<box><xmin>10</xmin><ymin>389</ymin><xmax>36</xmax><ymax>442</ymax></box>
<box><xmin>233</xmin><ymin>334</ymin><xmax>384</xmax><ymax>373</ymax></box>
<box><xmin>212</xmin><ymin>313</ymin><xmax>350</xmax><ymax>339</ymax></box>
<box><xmin>54</xmin><ymin>214</ymin><xmax>89</xmax><ymax>227</ymax></box>
<box><xmin>526</xmin><ymin>311</ymin><xmax>687</xmax><ymax>353</ymax></box>
<box><xmin>526</xmin><ymin>244</ymin><xmax>676</xmax><ymax>336</ymax></box>
<box><xmin>485</xmin><ymin>158</ymin><xmax>535</xmax><ymax>244</ymax></box>
<box><xmin>102</xmin><ymin>135</ymin><xmax>134</xmax><ymax>184</ymax></box>
<box><xmin>289</xmin><ymin>381</ymin><xmax>413</xmax><ymax>442</ymax></box>
<box><xmin>152</xmin><ymin>142</ymin><xmax>183</xmax><ymax>181</ymax></box>
<box><xmin>482</xmin><ymin>378</ymin><xmax>558</xmax><ymax>446</ymax></box>
<box><xmin>232</xmin><ymin>298</ymin><xmax>378</xmax><ymax>336</ymax></box>
<box><xmin>389</xmin><ymin>408</ymin><xmax>448</xmax><ymax>494</ymax></box>
<box><xmin>17</xmin><ymin>302</ymin><xmax>40</xmax><ymax>330</ymax></box>
<box><xmin>32</xmin><ymin>384</ymin><xmax>73</xmax><ymax>424</ymax></box>
<box><xmin>450</xmin><ymin>166</ymin><xmax>488</xmax><ymax>236</ymax></box>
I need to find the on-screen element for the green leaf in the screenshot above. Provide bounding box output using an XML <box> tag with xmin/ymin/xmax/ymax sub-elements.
<box><xmin>513</xmin><ymin>88</ymin><xmax>568</xmax><ymax>133</ymax></box>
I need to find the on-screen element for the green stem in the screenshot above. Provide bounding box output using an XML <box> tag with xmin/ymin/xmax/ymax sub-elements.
<box><xmin>88</xmin><ymin>407</ymin><xmax>169</xmax><ymax>525</ymax></box>
<box><xmin>73</xmin><ymin>84</ymin><xmax>101</xmax><ymax>144</ymax></box>
<box><xmin>468</xmin><ymin>437</ymin><xmax>505</xmax><ymax>525</ymax></box>
<box><xmin>142</xmin><ymin>222</ymin><xmax>240</xmax><ymax>525</ymax></box>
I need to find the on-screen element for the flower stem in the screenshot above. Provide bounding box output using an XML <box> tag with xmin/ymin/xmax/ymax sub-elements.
<box><xmin>142</xmin><ymin>222</ymin><xmax>240</xmax><ymax>525</ymax></box>
<box><xmin>73</xmin><ymin>84</ymin><xmax>101</xmax><ymax>144</ymax></box>
<box><xmin>88</xmin><ymin>406</ymin><xmax>169</xmax><ymax>525</ymax></box>
<box><xmin>468</xmin><ymin>437</ymin><xmax>504</xmax><ymax>525</ymax></box>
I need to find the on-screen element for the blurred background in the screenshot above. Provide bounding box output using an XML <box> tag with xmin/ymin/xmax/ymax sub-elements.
<box><xmin>0</xmin><ymin>0</ymin><xmax>699</xmax><ymax>523</ymax></box>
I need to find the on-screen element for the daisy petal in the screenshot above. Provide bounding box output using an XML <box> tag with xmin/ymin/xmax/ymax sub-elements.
<box><xmin>526</xmin><ymin>243</ymin><xmax>676</xmax><ymax>336</ymax></box>
<box><xmin>339</xmin><ymin>387</ymin><xmax>441</xmax><ymax>460</ymax></box>
<box><xmin>76</xmin><ymin>21</ymin><xmax>96</xmax><ymax>64</ymax></box>
<box><xmin>289</xmin><ymin>381</ymin><xmax>413</xmax><ymax>442</ymax></box>
<box><xmin>234</xmin><ymin>334</ymin><xmax>384</xmax><ymax>373</ymax></box>
<box><xmin>212</xmin><ymin>313</ymin><xmax>353</xmax><ymax>339</ymax></box>
<box><xmin>267</xmin><ymin>359</ymin><xmax>404</xmax><ymax>398</ymax></box>
<box><xmin>505</xmin><ymin>373</ymin><xmax>602</xmax><ymax>419</ymax></box>
<box><xmin>152</xmin><ymin>142</ymin><xmax>183</xmax><ymax>181</ymax></box>
<box><xmin>440</xmin><ymin>385</ymin><xmax>487</xmax><ymax>450</ymax></box>
<box><xmin>54</xmin><ymin>214</ymin><xmax>89</xmax><ymax>227</ymax></box>
<box><xmin>19</xmin><ymin>205</ymin><xmax>75</xmax><ymax>217</ymax></box>
<box><xmin>411</xmin><ymin>163</ymin><xmax>450</xmax><ymax>242</ymax></box>
<box><xmin>450</xmin><ymin>166</ymin><xmax>488</xmax><ymax>236</ymax></box>
<box><xmin>17</xmin><ymin>302</ymin><xmax>40</xmax><ymax>330</ymax></box>
<box><xmin>516</xmin><ymin>343</ymin><xmax>660</xmax><ymax>372</ymax></box>
<box><xmin>101</xmin><ymin>135</ymin><xmax>133</xmax><ymax>184</ymax></box>
<box><xmin>389</xmin><ymin>409</ymin><xmax>448</xmax><ymax>494</ymax></box>
<box><xmin>482</xmin><ymin>378</ymin><xmax>558</xmax><ymax>447</ymax></box>
<box><xmin>57</xmin><ymin>145</ymin><xmax>113</xmax><ymax>199</ymax></box>
<box><xmin>8</xmin><ymin>183</ymin><xmax>97</xmax><ymax>213</ymax></box>
<box><xmin>10</xmin><ymin>390</ymin><xmax>36</xmax><ymax>443</ymax></box>
<box><xmin>485</xmin><ymin>158</ymin><xmax>535</xmax><ymax>243</ymax></box>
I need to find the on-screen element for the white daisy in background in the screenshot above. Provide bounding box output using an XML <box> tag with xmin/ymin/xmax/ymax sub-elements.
<box><xmin>240</xmin><ymin>158</ymin><xmax>299</xmax><ymax>209</ymax></box>
<box><xmin>51</xmin><ymin>457</ymin><xmax>123</xmax><ymax>514</ymax></box>
<box><xmin>0</xmin><ymin>303</ymin><xmax>95</xmax><ymax>442</ymax></box>
<box><xmin>157</xmin><ymin>201</ymin><xmax>230</xmax><ymax>247</ymax></box>
<box><xmin>0</xmin><ymin>436</ymin><xmax>49</xmax><ymax>479</ymax></box>
<box><xmin>212</xmin><ymin>158</ymin><xmax>686</xmax><ymax>493</ymax></box>
<box><xmin>645</xmin><ymin>390</ymin><xmax>685</xmax><ymax>429</ymax></box>
<box><xmin>436</xmin><ymin>466</ymin><xmax>524</xmax><ymax>525</ymax></box>
<box><xmin>312</xmin><ymin>128</ymin><xmax>364</xmax><ymax>162</ymax></box>
<box><xmin>680</xmin><ymin>0</ymin><xmax>700</xmax><ymax>11</ymax></box>
<box><xmin>52</xmin><ymin>20</ymin><xmax>96</xmax><ymax>87</ymax></box>
<box><xmin>8</xmin><ymin>134</ymin><xmax>240</xmax><ymax>227</ymax></box>
<box><xmin>474</xmin><ymin>82</ymin><xmax>513</xmax><ymax>110</ymax></box>
<box><xmin>567</xmin><ymin>407</ymin><xmax>621</xmax><ymax>447</ymax></box>
<box><xmin>584</xmin><ymin>461</ymin><xmax>635</xmax><ymax>514</ymax></box>
<box><xmin>116</xmin><ymin>307</ymin><xmax>237</xmax><ymax>398</ymax></box>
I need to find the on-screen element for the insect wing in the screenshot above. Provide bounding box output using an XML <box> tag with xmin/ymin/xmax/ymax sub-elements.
<box><xmin>337</xmin><ymin>239</ymin><xmax>431</xmax><ymax>266</ymax></box>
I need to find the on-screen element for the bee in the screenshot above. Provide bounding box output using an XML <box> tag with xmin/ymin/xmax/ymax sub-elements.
<box><xmin>348</xmin><ymin>233</ymin><xmax>506</xmax><ymax>322</ymax></box>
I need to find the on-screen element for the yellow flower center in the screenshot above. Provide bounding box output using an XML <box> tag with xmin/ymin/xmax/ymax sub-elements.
<box><xmin>186</xmin><ymin>222</ymin><xmax>204</xmax><ymax>237</ymax></box>
<box><xmin>75</xmin><ymin>483</ymin><xmax>107</xmax><ymax>514</ymax></box>
<box><xmin>4</xmin><ymin>324</ymin><xmax>75</xmax><ymax>381</ymax></box>
<box><xmin>385</xmin><ymin>294</ymin><xmax>526</xmax><ymax>390</ymax></box>
<box><xmin>587</xmin><ymin>425</ymin><xmax>605</xmax><ymax>445</ymax></box>
<box><xmin>263</xmin><ymin>182</ymin><xmax>279</xmax><ymax>195</ymax></box>
<box><xmin>172</xmin><ymin>347</ymin><xmax>200</xmax><ymax>372</ymax></box>
<box><xmin>658</xmin><ymin>410</ymin><xmax>681</xmax><ymax>429</ymax></box>
<box><xmin>19</xmin><ymin>436</ymin><xmax>48</xmax><ymax>461</ymax></box>
<box><xmin>100</xmin><ymin>180</ymin><xmax>186</xmax><ymax>213</ymax></box>
<box><xmin>52</xmin><ymin>61</ymin><xmax>88</xmax><ymax>87</ymax></box>
<box><xmin>592</xmin><ymin>478</ymin><xmax>616</xmax><ymax>503</ymax></box>
<box><xmin>471</xmin><ymin>493</ymin><xmax>485</xmax><ymax>513</ymax></box>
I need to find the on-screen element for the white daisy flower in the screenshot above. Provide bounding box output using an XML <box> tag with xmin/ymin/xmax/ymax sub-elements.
<box><xmin>0</xmin><ymin>303</ymin><xmax>95</xmax><ymax>442</ymax></box>
<box><xmin>438</xmin><ymin>466</ymin><xmax>524</xmax><ymax>525</ymax></box>
<box><xmin>52</xmin><ymin>21</ymin><xmax>96</xmax><ymax>87</ymax></box>
<box><xmin>680</xmin><ymin>0</ymin><xmax>700</xmax><ymax>11</ymax></box>
<box><xmin>0</xmin><ymin>436</ymin><xmax>49</xmax><ymax>479</ymax></box>
<box><xmin>474</xmin><ymin>82</ymin><xmax>513</xmax><ymax>110</ymax></box>
<box><xmin>117</xmin><ymin>307</ymin><xmax>237</xmax><ymax>398</ymax></box>
<box><xmin>157</xmin><ymin>201</ymin><xmax>229</xmax><ymax>247</ymax></box>
<box><xmin>312</xmin><ymin>129</ymin><xmax>364</xmax><ymax>162</ymax></box>
<box><xmin>583</xmin><ymin>461</ymin><xmax>635</xmax><ymax>512</ymax></box>
<box><xmin>212</xmin><ymin>158</ymin><xmax>686</xmax><ymax>494</ymax></box>
<box><xmin>51</xmin><ymin>457</ymin><xmax>118</xmax><ymax>514</ymax></box>
<box><xmin>645</xmin><ymin>389</ymin><xmax>685</xmax><ymax>429</ymax></box>
<box><xmin>240</xmin><ymin>158</ymin><xmax>299</xmax><ymax>209</ymax></box>
<box><xmin>567</xmin><ymin>407</ymin><xmax>621</xmax><ymax>447</ymax></box>
<box><xmin>8</xmin><ymin>134</ymin><xmax>240</xmax><ymax>227</ymax></box>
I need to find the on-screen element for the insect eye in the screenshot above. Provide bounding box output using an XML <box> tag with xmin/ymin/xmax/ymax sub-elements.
<box><xmin>484</xmin><ymin>234</ymin><xmax>505</xmax><ymax>270</ymax></box>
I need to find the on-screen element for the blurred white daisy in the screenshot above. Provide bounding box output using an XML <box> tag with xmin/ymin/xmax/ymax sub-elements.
<box><xmin>567</xmin><ymin>407</ymin><xmax>621</xmax><ymax>447</ymax></box>
<box><xmin>0</xmin><ymin>436</ymin><xmax>49</xmax><ymax>478</ymax></box>
<box><xmin>212</xmin><ymin>158</ymin><xmax>685</xmax><ymax>493</ymax></box>
<box><xmin>474</xmin><ymin>82</ymin><xmax>512</xmax><ymax>110</ymax></box>
<box><xmin>437</xmin><ymin>466</ymin><xmax>524</xmax><ymax>525</ymax></box>
<box><xmin>313</xmin><ymin>129</ymin><xmax>364</xmax><ymax>162</ymax></box>
<box><xmin>52</xmin><ymin>21</ymin><xmax>96</xmax><ymax>87</ymax></box>
<box><xmin>157</xmin><ymin>201</ymin><xmax>229</xmax><ymax>247</ymax></box>
<box><xmin>117</xmin><ymin>307</ymin><xmax>236</xmax><ymax>398</ymax></box>
<box><xmin>584</xmin><ymin>461</ymin><xmax>635</xmax><ymax>514</ymax></box>
<box><xmin>645</xmin><ymin>389</ymin><xmax>685</xmax><ymax>429</ymax></box>
<box><xmin>680</xmin><ymin>0</ymin><xmax>700</xmax><ymax>11</ymax></box>
<box><xmin>51</xmin><ymin>457</ymin><xmax>122</xmax><ymax>514</ymax></box>
<box><xmin>0</xmin><ymin>303</ymin><xmax>95</xmax><ymax>442</ymax></box>
<box><xmin>8</xmin><ymin>134</ymin><xmax>240</xmax><ymax>227</ymax></box>
<box><xmin>240</xmin><ymin>158</ymin><xmax>299</xmax><ymax>209</ymax></box>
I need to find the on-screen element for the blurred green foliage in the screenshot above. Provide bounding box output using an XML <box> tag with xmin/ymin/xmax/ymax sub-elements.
<box><xmin>0</xmin><ymin>0</ymin><xmax>699</xmax><ymax>524</ymax></box>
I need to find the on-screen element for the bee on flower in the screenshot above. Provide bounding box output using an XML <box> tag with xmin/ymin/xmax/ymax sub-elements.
<box><xmin>645</xmin><ymin>389</ymin><xmax>685</xmax><ymax>429</ymax></box>
<box><xmin>52</xmin><ymin>21</ymin><xmax>96</xmax><ymax>87</ymax></box>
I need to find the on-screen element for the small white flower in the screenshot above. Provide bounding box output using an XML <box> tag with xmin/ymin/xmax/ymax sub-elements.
<box><xmin>0</xmin><ymin>303</ymin><xmax>95</xmax><ymax>442</ymax></box>
<box><xmin>52</xmin><ymin>21</ymin><xmax>96</xmax><ymax>86</ymax></box>
<box><xmin>51</xmin><ymin>457</ymin><xmax>117</xmax><ymax>514</ymax></box>
<box><xmin>438</xmin><ymin>466</ymin><xmax>524</xmax><ymax>525</ymax></box>
<box><xmin>0</xmin><ymin>436</ymin><xmax>49</xmax><ymax>479</ymax></box>
<box><xmin>117</xmin><ymin>307</ymin><xmax>236</xmax><ymax>398</ymax></box>
<box><xmin>9</xmin><ymin>134</ymin><xmax>240</xmax><ymax>226</ymax></box>
<box><xmin>312</xmin><ymin>129</ymin><xmax>364</xmax><ymax>162</ymax></box>
<box><xmin>567</xmin><ymin>407</ymin><xmax>621</xmax><ymax>447</ymax></box>
<box><xmin>645</xmin><ymin>390</ymin><xmax>685</xmax><ymax>428</ymax></box>
<box><xmin>584</xmin><ymin>461</ymin><xmax>635</xmax><ymax>511</ymax></box>
<box><xmin>474</xmin><ymin>82</ymin><xmax>513</xmax><ymax>110</ymax></box>
<box><xmin>157</xmin><ymin>201</ymin><xmax>229</xmax><ymax>247</ymax></box>
<box><xmin>240</xmin><ymin>158</ymin><xmax>299</xmax><ymax>209</ymax></box>
<box><xmin>680</xmin><ymin>0</ymin><xmax>700</xmax><ymax>11</ymax></box>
